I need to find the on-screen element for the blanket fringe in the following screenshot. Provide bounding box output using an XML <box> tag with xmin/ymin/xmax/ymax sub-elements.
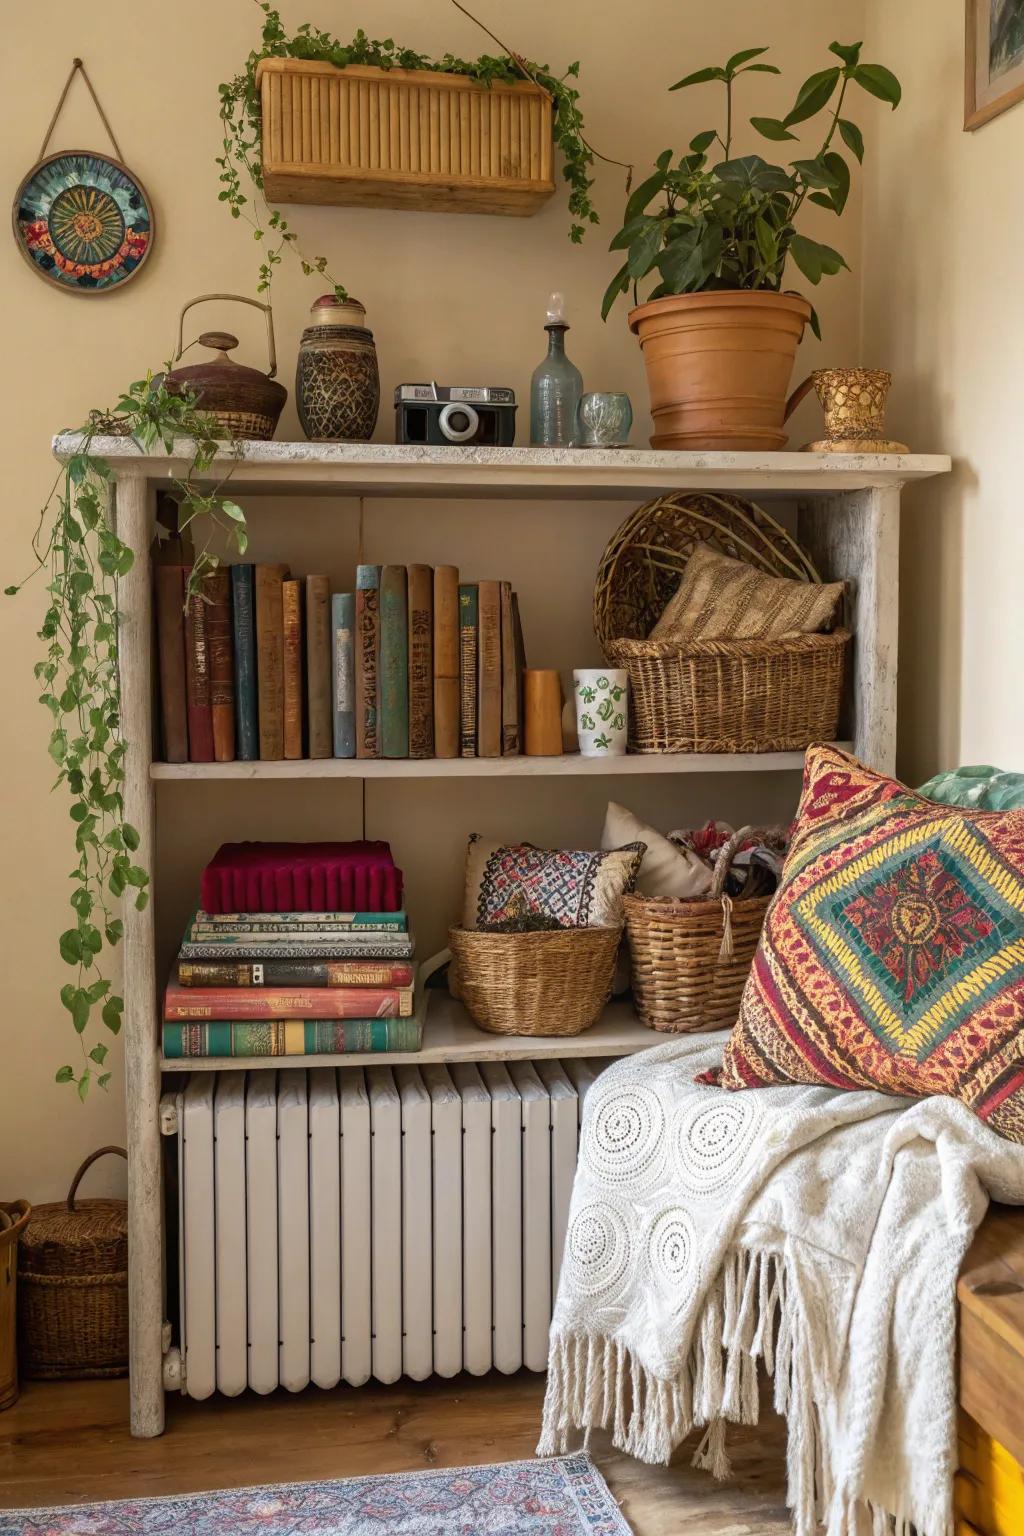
<box><xmin>538</xmin><ymin>1245</ymin><xmax>953</xmax><ymax>1536</ymax></box>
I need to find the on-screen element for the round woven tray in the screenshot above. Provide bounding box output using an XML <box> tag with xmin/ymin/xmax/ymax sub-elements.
<box><xmin>449</xmin><ymin>923</ymin><xmax>622</xmax><ymax>1036</ymax></box>
<box><xmin>624</xmin><ymin>828</ymin><xmax>771</xmax><ymax>1032</ymax></box>
<box><xmin>18</xmin><ymin>1147</ymin><xmax>128</xmax><ymax>1380</ymax></box>
<box><xmin>593</xmin><ymin>490</ymin><xmax>821</xmax><ymax>654</ymax></box>
<box><xmin>608</xmin><ymin>629</ymin><xmax>849</xmax><ymax>754</ymax></box>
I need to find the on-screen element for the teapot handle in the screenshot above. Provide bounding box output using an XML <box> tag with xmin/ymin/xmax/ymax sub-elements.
<box><xmin>784</xmin><ymin>373</ymin><xmax>815</xmax><ymax>422</ymax></box>
<box><xmin>175</xmin><ymin>293</ymin><xmax>278</xmax><ymax>379</ymax></box>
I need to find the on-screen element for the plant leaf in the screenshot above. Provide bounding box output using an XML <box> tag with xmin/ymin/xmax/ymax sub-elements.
<box><xmin>609</xmin><ymin>215</ymin><xmax>658</xmax><ymax>252</ymax></box>
<box><xmin>789</xmin><ymin>234</ymin><xmax>848</xmax><ymax>284</ymax></box>
<box><xmin>829</xmin><ymin>40</ymin><xmax>862</xmax><ymax>67</ymax></box>
<box><xmin>750</xmin><ymin>116</ymin><xmax>797</xmax><ymax>141</ymax></box>
<box><xmin>838</xmin><ymin>118</ymin><xmax>865</xmax><ymax>162</ymax></box>
<box><xmin>725</xmin><ymin>46</ymin><xmax>769</xmax><ymax>75</ymax></box>
<box><xmin>783</xmin><ymin>66</ymin><xmax>840</xmax><ymax>127</ymax></box>
<box><xmin>689</xmin><ymin>129</ymin><xmax>717</xmax><ymax>153</ymax></box>
<box><xmin>792</xmin><ymin>157</ymin><xmax>840</xmax><ymax>189</ymax></box>
<box><xmin>623</xmin><ymin>170</ymin><xmax>667</xmax><ymax>223</ymax></box>
<box><xmin>823</xmin><ymin>151</ymin><xmax>850</xmax><ymax>213</ymax></box>
<box><xmin>626</xmin><ymin>218</ymin><xmax>666</xmax><ymax>279</ymax></box>
<box><xmin>601</xmin><ymin>262</ymin><xmax>630</xmax><ymax>321</ymax></box>
<box><xmin>669</xmin><ymin>66</ymin><xmax>726</xmax><ymax>90</ymax></box>
<box><xmin>854</xmin><ymin>62</ymin><xmax>901</xmax><ymax>107</ymax></box>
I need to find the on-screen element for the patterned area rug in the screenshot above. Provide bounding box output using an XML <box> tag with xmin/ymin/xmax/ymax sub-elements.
<box><xmin>0</xmin><ymin>1454</ymin><xmax>632</xmax><ymax>1534</ymax></box>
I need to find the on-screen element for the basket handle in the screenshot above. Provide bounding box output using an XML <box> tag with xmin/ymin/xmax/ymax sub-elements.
<box><xmin>67</xmin><ymin>1146</ymin><xmax>127</xmax><ymax>1212</ymax></box>
<box><xmin>0</xmin><ymin>1200</ymin><xmax>31</xmax><ymax>1246</ymax></box>
<box><xmin>711</xmin><ymin>826</ymin><xmax>756</xmax><ymax>963</ymax></box>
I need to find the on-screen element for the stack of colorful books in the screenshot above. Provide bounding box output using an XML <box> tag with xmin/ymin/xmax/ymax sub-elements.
<box><xmin>154</xmin><ymin>560</ymin><xmax>527</xmax><ymax>765</ymax></box>
<box><xmin>161</xmin><ymin>840</ymin><xmax>419</xmax><ymax>1059</ymax></box>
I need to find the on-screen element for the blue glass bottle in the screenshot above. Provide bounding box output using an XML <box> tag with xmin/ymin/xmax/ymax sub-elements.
<box><xmin>530</xmin><ymin>293</ymin><xmax>583</xmax><ymax>447</ymax></box>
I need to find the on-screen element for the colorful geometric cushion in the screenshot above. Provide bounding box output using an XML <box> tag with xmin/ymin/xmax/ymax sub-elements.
<box><xmin>713</xmin><ymin>744</ymin><xmax>1024</xmax><ymax>1143</ymax></box>
<box><xmin>462</xmin><ymin>836</ymin><xmax>645</xmax><ymax>930</ymax></box>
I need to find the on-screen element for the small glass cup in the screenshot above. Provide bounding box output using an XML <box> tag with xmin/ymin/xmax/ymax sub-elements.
<box><xmin>576</xmin><ymin>392</ymin><xmax>633</xmax><ymax>449</ymax></box>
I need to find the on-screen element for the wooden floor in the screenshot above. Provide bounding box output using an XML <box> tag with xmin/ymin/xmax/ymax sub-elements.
<box><xmin>0</xmin><ymin>1370</ymin><xmax>792</xmax><ymax>1533</ymax></box>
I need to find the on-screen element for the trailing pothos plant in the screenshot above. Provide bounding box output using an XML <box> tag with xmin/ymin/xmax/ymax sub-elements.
<box><xmin>217</xmin><ymin>0</ymin><xmax>629</xmax><ymax>298</ymax></box>
<box><xmin>6</xmin><ymin>377</ymin><xmax>247</xmax><ymax>1097</ymax></box>
<box><xmin>602</xmin><ymin>40</ymin><xmax>901</xmax><ymax>334</ymax></box>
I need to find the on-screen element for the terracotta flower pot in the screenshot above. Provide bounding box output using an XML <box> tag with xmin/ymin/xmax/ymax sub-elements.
<box><xmin>628</xmin><ymin>289</ymin><xmax>813</xmax><ymax>452</ymax></box>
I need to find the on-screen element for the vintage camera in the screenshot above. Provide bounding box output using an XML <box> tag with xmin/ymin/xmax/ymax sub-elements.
<box><xmin>394</xmin><ymin>383</ymin><xmax>517</xmax><ymax>446</ymax></box>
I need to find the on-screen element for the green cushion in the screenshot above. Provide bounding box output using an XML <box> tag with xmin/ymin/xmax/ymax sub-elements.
<box><xmin>918</xmin><ymin>764</ymin><xmax>1024</xmax><ymax>811</ymax></box>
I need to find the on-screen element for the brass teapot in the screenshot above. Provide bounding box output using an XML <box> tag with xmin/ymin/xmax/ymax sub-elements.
<box><xmin>165</xmin><ymin>293</ymin><xmax>287</xmax><ymax>440</ymax></box>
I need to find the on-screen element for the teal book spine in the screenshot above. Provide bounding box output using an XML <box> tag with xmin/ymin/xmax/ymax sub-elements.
<box><xmin>231</xmin><ymin>564</ymin><xmax>258</xmax><ymax>761</ymax></box>
<box><xmin>379</xmin><ymin>565</ymin><xmax>409</xmax><ymax>758</ymax></box>
<box><xmin>162</xmin><ymin>1016</ymin><xmax>424</xmax><ymax>1058</ymax></box>
<box><xmin>332</xmin><ymin>592</ymin><xmax>355</xmax><ymax>758</ymax></box>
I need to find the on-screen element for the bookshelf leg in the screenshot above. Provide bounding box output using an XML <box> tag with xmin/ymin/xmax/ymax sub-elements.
<box><xmin>116</xmin><ymin>473</ymin><xmax>165</xmax><ymax>1437</ymax></box>
<box><xmin>798</xmin><ymin>484</ymin><xmax>900</xmax><ymax>774</ymax></box>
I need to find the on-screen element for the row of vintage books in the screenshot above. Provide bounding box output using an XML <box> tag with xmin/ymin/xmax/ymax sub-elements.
<box><xmin>154</xmin><ymin>561</ymin><xmax>527</xmax><ymax>764</ymax></box>
<box><xmin>163</xmin><ymin>907</ymin><xmax>420</xmax><ymax>1058</ymax></box>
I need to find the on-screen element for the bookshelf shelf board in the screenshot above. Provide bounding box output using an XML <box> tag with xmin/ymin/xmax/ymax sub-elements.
<box><xmin>151</xmin><ymin>745</ymin><xmax>851</xmax><ymax>781</ymax></box>
<box><xmin>160</xmin><ymin>992</ymin><xmax>658</xmax><ymax>1072</ymax></box>
<box><xmin>55</xmin><ymin>435</ymin><xmax>951</xmax><ymax>500</ymax></box>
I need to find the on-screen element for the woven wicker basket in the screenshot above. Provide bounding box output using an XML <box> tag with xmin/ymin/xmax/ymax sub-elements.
<box><xmin>608</xmin><ymin>629</ymin><xmax>849</xmax><ymax>753</ymax></box>
<box><xmin>625</xmin><ymin>827</ymin><xmax>771</xmax><ymax>1032</ymax></box>
<box><xmin>17</xmin><ymin>1147</ymin><xmax>128</xmax><ymax>1380</ymax></box>
<box><xmin>449</xmin><ymin>923</ymin><xmax>621</xmax><ymax>1036</ymax></box>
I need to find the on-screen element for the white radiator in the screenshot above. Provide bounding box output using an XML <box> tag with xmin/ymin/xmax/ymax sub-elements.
<box><xmin>170</xmin><ymin>1057</ymin><xmax>604</xmax><ymax>1398</ymax></box>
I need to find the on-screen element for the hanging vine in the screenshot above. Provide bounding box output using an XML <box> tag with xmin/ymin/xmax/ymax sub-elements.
<box><xmin>6</xmin><ymin>377</ymin><xmax>246</xmax><ymax>1096</ymax></box>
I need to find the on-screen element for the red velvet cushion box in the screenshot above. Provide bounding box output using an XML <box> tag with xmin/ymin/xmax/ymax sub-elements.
<box><xmin>199</xmin><ymin>841</ymin><xmax>403</xmax><ymax>914</ymax></box>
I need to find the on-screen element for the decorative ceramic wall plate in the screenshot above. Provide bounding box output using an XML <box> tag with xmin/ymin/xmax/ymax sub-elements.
<box><xmin>12</xmin><ymin>151</ymin><xmax>154</xmax><ymax>294</ymax></box>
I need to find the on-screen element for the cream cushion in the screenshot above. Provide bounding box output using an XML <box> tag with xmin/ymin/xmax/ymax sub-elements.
<box><xmin>600</xmin><ymin>801</ymin><xmax>710</xmax><ymax>899</ymax></box>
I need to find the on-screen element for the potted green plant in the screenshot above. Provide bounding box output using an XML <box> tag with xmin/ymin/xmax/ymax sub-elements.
<box><xmin>603</xmin><ymin>41</ymin><xmax>900</xmax><ymax>451</ymax></box>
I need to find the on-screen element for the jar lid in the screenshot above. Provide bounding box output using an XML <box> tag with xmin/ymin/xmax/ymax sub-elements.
<box><xmin>310</xmin><ymin>294</ymin><xmax>368</xmax><ymax>329</ymax></box>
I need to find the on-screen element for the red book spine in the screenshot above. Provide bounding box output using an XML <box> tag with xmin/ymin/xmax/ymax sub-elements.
<box><xmin>184</xmin><ymin>573</ymin><xmax>214</xmax><ymax>762</ymax></box>
<box><xmin>163</xmin><ymin>983</ymin><xmax>414</xmax><ymax>1020</ymax></box>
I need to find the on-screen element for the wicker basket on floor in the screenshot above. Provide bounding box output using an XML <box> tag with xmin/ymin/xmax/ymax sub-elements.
<box><xmin>607</xmin><ymin>629</ymin><xmax>849</xmax><ymax>753</ymax></box>
<box><xmin>17</xmin><ymin>1147</ymin><xmax>128</xmax><ymax>1380</ymax></box>
<box><xmin>449</xmin><ymin>923</ymin><xmax>622</xmax><ymax>1036</ymax></box>
<box><xmin>625</xmin><ymin>827</ymin><xmax>770</xmax><ymax>1032</ymax></box>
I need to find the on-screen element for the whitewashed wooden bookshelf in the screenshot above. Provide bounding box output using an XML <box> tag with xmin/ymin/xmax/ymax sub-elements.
<box><xmin>52</xmin><ymin>436</ymin><xmax>950</xmax><ymax>1436</ymax></box>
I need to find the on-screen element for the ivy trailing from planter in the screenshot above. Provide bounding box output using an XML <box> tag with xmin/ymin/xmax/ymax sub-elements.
<box><xmin>218</xmin><ymin>0</ymin><xmax>625</xmax><ymax>298</ymax></box>
<box><xmin>602</xmin><ymin>40</ymin><xmax>901</xmax><ymax>335</ymax></box>
<box><xmin>6</xmin><ymin>379</ymin><xmax>246</xmax><ymax>1097</ymax></box>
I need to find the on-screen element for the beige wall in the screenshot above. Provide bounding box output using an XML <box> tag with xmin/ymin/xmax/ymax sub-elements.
<box><xmin>0</xmin><ymin>1</ymin><xmax>864</xmax><ymax>1200</ymax></box>
<box><xmin>862</xmin><ymin>0</ymin><xmax>1024</xmax><ymax>783</ymax></box>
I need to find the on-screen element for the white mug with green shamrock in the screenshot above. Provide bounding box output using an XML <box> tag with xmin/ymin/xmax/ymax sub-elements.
<box><xmin>572</xmin><ymin>668</ymin><xmax>628</xmax><ymax>757</ymax></box>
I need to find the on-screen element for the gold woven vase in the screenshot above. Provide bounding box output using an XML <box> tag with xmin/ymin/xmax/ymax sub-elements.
<box><xmin>801</xmin><ymin>367</ymin><xmax>908</xmax><ymax>453</ymax></box>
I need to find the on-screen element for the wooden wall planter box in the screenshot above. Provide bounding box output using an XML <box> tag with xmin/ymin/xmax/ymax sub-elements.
<box><xmin>256</xmin><ymin>58</ymin><xmax>556</xmax><ymax>215</ymax></box>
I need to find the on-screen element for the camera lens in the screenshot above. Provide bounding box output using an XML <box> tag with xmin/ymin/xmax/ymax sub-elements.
<box><xmin>439</xmin><ymin>402</ymin><xmax>480</xmax><ymax>442</ymax></box>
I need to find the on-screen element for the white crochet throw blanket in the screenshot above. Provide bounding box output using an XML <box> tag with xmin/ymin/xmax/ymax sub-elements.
<box><xmin>539</xmin><ymin>1033</ymin><xmax>1024</xmax><ymax>1536</ymax></box>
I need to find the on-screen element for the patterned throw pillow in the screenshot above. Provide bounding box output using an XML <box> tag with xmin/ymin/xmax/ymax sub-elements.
<box><xmin>650</xmin><ymin>542</ymin><xmax>845</xmax><ymax>643</ymax></box>
<box><xmin>462</xmin><ymin>836</ymin><xmax>645</xmax><ymax>930</ymax></box>
<box><xmin>712</xmin><ymin>744</ymin><xmax>1024</xmax><ymax>1143</ymax></box>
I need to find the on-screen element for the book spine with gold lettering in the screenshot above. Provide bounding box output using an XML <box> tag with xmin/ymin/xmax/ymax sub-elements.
<box><xmin>476</xmin><ymin>579</ymin><xmax>502</xmax><ymax>759</ymax></box>
<box><xmin>380</xmin><ymin>565</ymin><xmax>409</xmax><ymax>759</ymax></box>
<box><xmin>164</xmin><ymin>983</ymin><xmax>414</xmax><ymax>1020</ymax></box>
<box><xmin>207</xmin><ymin>566</ymin><xmax>236</xmax><ymax>763</ymax></box>
<box><xmin>355</xmin><ymin>564</ymin><xmax>381</xmax><ymax>758</ymax></box>
<box><xmin>282</xmin><ymin>578</ymin><xmax>304</xmax><ymax>759</ymax></box>
<box><xmin>305</xmin><ymin>574</ymin><xmax>332</xmax><ymax>760</ymax></box>
<box><xmin>432</xmin><ymin>565</ymin><xmax>460</xmax><ymax>758</ymax></box>
<box><xmin>459</xmin><ymin>583</ymin><xmax>478</xmax><ymax>758</ymax></box>
<box><xmin>184</xmin><ymin>570</ymin><xmax>214</xmax><ymax>763</ymax></box>
<box><xmin>407</xmin><ymin>563</ymin><xmax>434</xmax><ymax>758</ymax></box>
<box><xmin>256</xmin><ymin>562</ymin><xmax>289</xmax><ymax>760</ymax></box>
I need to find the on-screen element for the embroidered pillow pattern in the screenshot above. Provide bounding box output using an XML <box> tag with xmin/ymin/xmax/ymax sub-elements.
<box><xmin>462</xmin><ymin>837</ymin><xmax>645</xmax><ymax>930</ymax></box>
<box><xmin>714</xmin><ymin>744</ymin><xmax>1024</xmax><ymax>1143</ymax></box>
